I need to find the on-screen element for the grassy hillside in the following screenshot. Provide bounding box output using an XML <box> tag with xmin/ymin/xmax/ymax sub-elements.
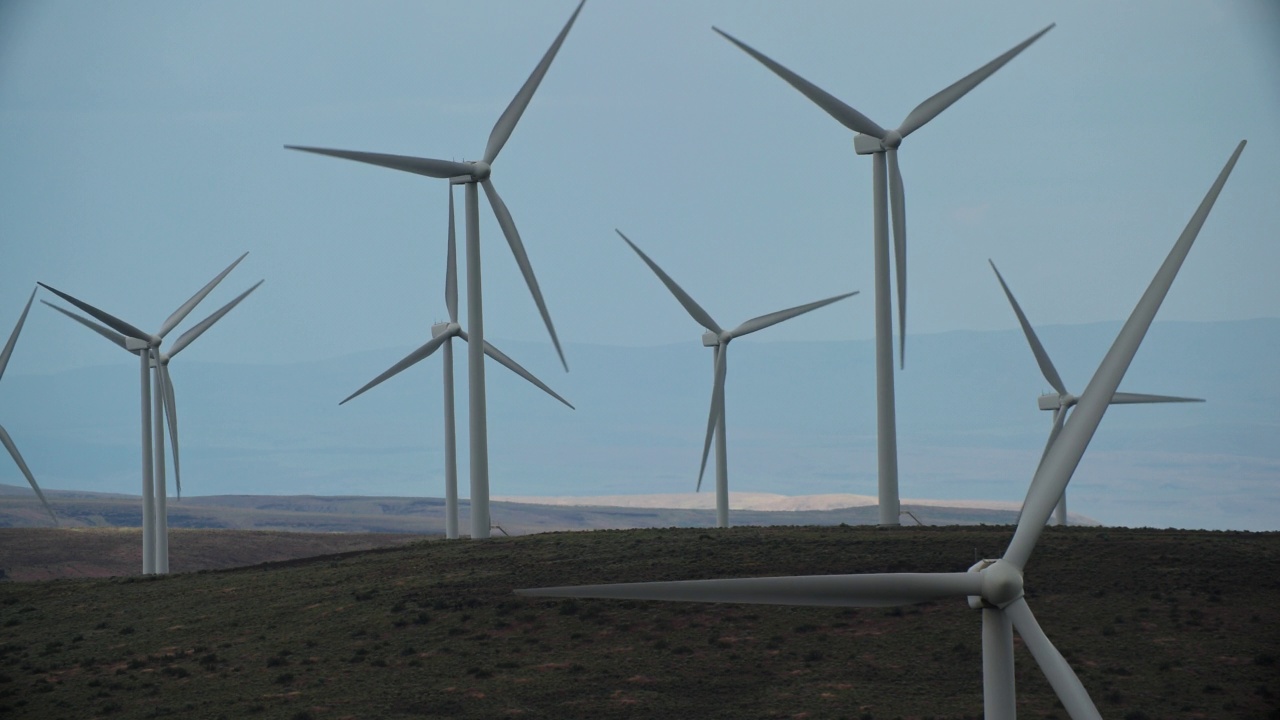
<box><xmin>1</xmin><ymin>525</ymin><xmax>1277</xmax><ymax>719</ymax></box>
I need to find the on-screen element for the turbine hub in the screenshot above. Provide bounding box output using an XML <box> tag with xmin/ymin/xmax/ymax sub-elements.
<box><xmin>431</xmin><ymin>322</ymin><xmax>458</xmax><ymax>339</ymax></box>
<box><xmin>469</xmin><ymin>161</ymin><xmax>492</xmax><ymax>181</ymax></box>
<box><xmin>882</xmin><ymin>130</ymin><xmax>903</xmax><ymax>149</ymax></box>
<box><xmin>969</xmin><ymin>558</ymin><xmax>1024</xmax><ymax>609</ymax></box>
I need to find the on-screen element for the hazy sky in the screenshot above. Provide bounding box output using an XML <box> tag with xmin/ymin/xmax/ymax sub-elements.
<box><xmin>2</xmin><ymin>1</ymin><xmax>1277</xmax><ymax>378</ymax></box>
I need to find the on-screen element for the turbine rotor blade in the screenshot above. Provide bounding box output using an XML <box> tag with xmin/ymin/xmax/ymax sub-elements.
<box><xmin>0</xmin><ymin>424</ymin><xmax>57</xmax><ymax>525</ymax></box>
<box><xmin>1005</xmin><ymin>597</ymin><xmax>1102</xmax><ymax>720</ymax></box>
<box><xmin>897</xmin><ymin>24</ymin><xmax>1055</xmax><ymax>139</ymax></box>
<box><xmin>157</xmin><ymin>252</ymin><xmax>248</xmax><ymax>339</ymax></box>
<box><xmin>339</xmin><ymin>333</ymin><xmax>452</xmax><ymax>405</ymax></box>
<box><xmin>457</xmin><ymin>329</ymin><xmax>575</xmax><ymax>409</ymax></box>
<box><xmin>989</xmin><ymin>260</ymin><xmax>1067</xmax><ymax>396</ymax></box>
<box><xmin>712</xmin><ymin>27</ymin><xmax>886</xmax><ymax>138</ymax></box>
<box><xmin>41</xmin><ymin>301</ymin><xmax>132</xmax><ymax>352</ymax></box>
<box><xmin>982</xmin><ymin>608</ymin><xmax>1017</xmax><ymax>719</ymax></box>
<box><xmin>697</xmin><ymin>344</ymin><xmax>727</xmax><ymax>492</ymax></box>
<box><xmin>517</xmin><ymin>571</ymin><xmax>983</xmax><ymax>607</ymax></box>
<box><xmin>730</xmin><ymin>291</ymin><xmax>857</xmax><ymax>338</ymax></box>
<box><xmin>167</xmin><ymin>281</ymin><xmax>263</xmax><ymax>358</ymax></box>
<box><xmin>36</xmin><ymin>283</ymin><xmax>153</xmax><ymax>344</ymax></box>
<box><xmin>616</xmin><ymin>230</ymin><xmax>723</xmax><ymax>334</ymax></box>
<box><xmin>1109</xmin><ymin>391</ymin><xmax>1204</xmax><ymax>404</ymax></box>
<box><xmin>888</xmin><ymin>147</ymin><xmax>907</xmax><ymax>368</ymax></box>
<box><xmin>483</xmin><ymin>0</ymin><xmax>586</xmax><ymax>165</ymax></box>
<box><xmin>482</xmin><ymin>178</ymin><xmax>567</xmax><ymax>372</ymax></box>
<box><xmin>1005</xmin><ymin>140</ymin><xmax>1245</xmax><ymax>571</ymax></box>
<box><xmin>446</xmin><ymin>187</ymin><xmax>459</xmax><ymax>324</ymax></box>
<box><xmin>0</xmin><ymin>288</ymin><xmax>36</xmax><ymax>381</ymax></box>
<box><xmin>284</xmin><ymin>146</ymin><xmax>474</xmax><ymax>180</ymax></box>
<box><xmin>160</xmin><ymin>364</ymin><xmax>181</xmax><ymax>500</ymax></box>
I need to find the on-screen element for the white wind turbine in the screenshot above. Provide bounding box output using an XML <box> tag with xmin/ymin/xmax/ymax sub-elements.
<box><xmin>521</xmin><ymin>142</ymin><xmax>1245</xmax><ymax>720</ymax></box>
<box><xmin>616</xmin><ymin>230</ymin><xmax>857</xmax><ymax>529</ymax></box>
<box><xmin>339</xmin><ymin>190</ymin><xmax>573</xmax><ymax>540</ymax></box>
<box><xmin>1</xmin><ymin>288</ymin><xmax>57</xmax><ymax>525</ymax></box>
<box><xmin>39</xmin><ymin>254</ymin><xmax>260</xmax><ymax>574</ymax></box>
<box><xmin>989</xmin><ymin>260</ymin><xmax>1203</xmax><ymax>526</ymax></box>
<box><xmin>286</xmin><ymin>0</ymin><xmax>585</xmax><ymax>539</ymax></box>
<box><xmin>714</xmin><ymin>23</ymin><xmax>1053</xmax><ymax>525</ymax></box>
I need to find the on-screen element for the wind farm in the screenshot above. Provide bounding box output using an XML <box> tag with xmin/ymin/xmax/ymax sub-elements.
<box><xmin>339</xmin><ymin>190</ymin><xmax>574</xmax><ymax>540</ymax></box>
<box><xmin>285</xmin><ymin>0</ymin><xmax>585</xmax><ymax>540</ymax></box>
<box><xmin>616</xmin><ymin>229</ymin><xmax>856</xmax><ymax>528</ymax></box>
<box><xmin>714</xmin><ymin>22</ymin><xmax>1053</xmax><ymax>526</ymax></box>
<box><xmin>36</xmin><ymin>255</ymin><xmax>261</xmax><ymax>574</ymax></box>
<box><xmin>0</xmin><ymin>2</ymin><xmax>1276</xmax><ymax>719</ymax></box>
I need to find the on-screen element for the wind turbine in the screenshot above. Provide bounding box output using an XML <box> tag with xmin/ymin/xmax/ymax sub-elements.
<box><xmin>340</xmin><ymin>190</ymin><xmax>573</xmax><ymax>540</ymax></box>
<box><xmin>520</xmin><ymin>142</ymin><xmax>1245</xmax><ymax>719</ymax></box>
<box><xmin>38</xmin><ymin>253</ymin><xmax>259</xmax><ymax>574</ymax></box>
<box><xmin>1</xmin><ymin>288</ymin><xmax>57</xmax><ymax>525</ymax></box>
<box><xmin>713</xmin><ymin>23</ymin><xmax>1053</xmax><ymax>525</ymax></box>
<box><xmin>989</xmin><ymin>260</ymin><xmax>1203</xmax><ymax>526</ymax></box>
<box><xmin>286</xmin><ymin>0</ymin><xmax>585</xmax><ymax>539</ymax></box>
<box><xmin>616</xmin><ymin>230</ymin><xmax>857</xmax><ymax>529</ymax></box>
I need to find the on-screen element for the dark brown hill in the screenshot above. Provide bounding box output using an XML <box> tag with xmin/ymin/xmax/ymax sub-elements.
<box><xmin>1</xmin><ymin>525</ymin><xmax>1277</xmax><ymax>719</ymax></box>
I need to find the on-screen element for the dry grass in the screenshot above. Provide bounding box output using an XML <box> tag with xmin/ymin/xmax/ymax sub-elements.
<box><xmin>1</xmin><ymin>525</ymin><xmax>1277</xmax><ymax>719</ymax></box>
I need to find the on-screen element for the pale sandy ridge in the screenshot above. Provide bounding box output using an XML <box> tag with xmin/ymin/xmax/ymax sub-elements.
<box><xmin>496</xmin><ymin>492</ymin><xmax>1028</xmax><ymax>513</ymax></box>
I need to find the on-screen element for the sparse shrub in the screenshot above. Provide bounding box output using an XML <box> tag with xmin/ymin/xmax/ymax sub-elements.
<box><xmin>559</xmin><ymin>599</ymin><xmax>579</xmax><ymax>616</ymax></box>
<box><xmin>118</xmin><ymin>626</ymin><xmax>135</xmax><ymax>636</ymax></box>
<box><xmin>274</xmin><ymin>672</ymin><xmax>294</xmax><ymax>685</ymax></box>
<box><xmin>1254</xmin><ymin>652</ymin><xmax>1276</xmax><ymax>666</ymax></box>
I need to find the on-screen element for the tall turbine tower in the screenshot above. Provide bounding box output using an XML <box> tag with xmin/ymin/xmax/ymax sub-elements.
<box><xmin>521</xmin><ymin>141</ymin><xmax>1246</xmax><ymax>720</ymax></box>
<box><xmin>340</xmin><ymin>190</ymin><xmax>573</xmax><ymax>539</ymax></box>
<box><xmin>39</xmin><ymin>254</ymin><xmax>257</xmax><ymax>574</ymax></box>
<box><xmin>617</xmin><ymin>231</ymin><xmax>856</xmax><ymax>528</ymax></box>
<box><xmin>713</xmin><ymin>24</ymin><xmax>1053</xmax><ymax>525</ymax></box>
<box><xmin>988</xmin><ymin>260</ymin><xmax>1203</xmax><ymax>526</ymax></box>
<box><xmin>286</xmin><ymin>0</ymin><xmax>585</xmax><ymax>539</ymax></box>
<box><xmin>1</xmin><ymin>288</ymin><xmax>57</xmax><ymax>525</ymax></box>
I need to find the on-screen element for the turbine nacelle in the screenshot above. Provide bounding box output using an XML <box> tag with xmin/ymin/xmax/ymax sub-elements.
<box><xmin>449</xmin><ymin>161</ymin><xmax>492</xmax><ymax>184</ymax></box>
<box><xmin>854</xmin><ymin>130</ymin><xmax>904</xmax><ymax>155</ymax></box>
<box><xmin>966</xmin><ymin>558</ymin><xmax>1025</xmax><ymax>610</ymax></box>
<box><xmin>431</xmin><ymin>321</ymin><xmax>461</xmax><ymax>339</ymax></box>
<box><xmin>1038</xmin><ymin>392</ymin><xmax>1077</xmax><ymax>411</ymax></box>
<box><xmin>701</xmin><ymin>330</ymin><xmax>724</xmax><ymax>347</ymax></box>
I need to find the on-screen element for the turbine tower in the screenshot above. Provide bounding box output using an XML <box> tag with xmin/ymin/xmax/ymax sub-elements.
<box><xmin>39</xmin><ymin>254</ymin><xmax>259</xmax><ymax>574</ymax></box>
<box><xmin>1</xmin><ymin>288</ymin><xmax>57</xmax><ymax>525</ymax></box>
<box><xmin>340</xmin><ymin>189</ymin><xmax>573</xmax><ymax>540</ymax></box>
<box><xmin>521</xmin><ymin>142</ymin><xmax>1246</xmax><ymax>719</ymax></box>
<box><xmin>617</xmin><ymin>230</ymin><xmax>856</xmax><ymax>528</ymax></box>
<box><xmin>988</xmin><ymin>259</ymin><xmax>1203</xmax><ymax>526</ymax></box>
<box><xmin>713</xmin><ymin>23</ymin><xmax>1053</xmax><ymax>525</ymax></box>
<box><xmin>286</xmin><ymin>0</ymin><xmax>585</xmax><ymax>539</ymax></box>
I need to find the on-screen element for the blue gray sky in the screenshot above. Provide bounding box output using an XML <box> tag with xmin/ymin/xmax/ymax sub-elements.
<box><xmin>1</xmin><ymin>2</ymin><xmax>1277</xmax><ymax>529</ymax></box>
<box><xmin>2</xmin><ymin>1</ymin><xmax>1277</xmax><ymax>375</ymax></box>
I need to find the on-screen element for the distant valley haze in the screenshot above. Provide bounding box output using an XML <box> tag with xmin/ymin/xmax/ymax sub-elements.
<box><xmin>2</xmin><ymin>319</ymin><xmax>1275</xmax><ymax>532</ymax></box>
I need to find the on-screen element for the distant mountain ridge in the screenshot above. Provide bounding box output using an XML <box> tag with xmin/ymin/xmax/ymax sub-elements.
<box><xmin>0</xmin><ymin>484</ymin><xmax>1053</xmax><ymax>535</ymax></box>
<box><xmin>1</xmin><ymin>318</ymin><xmax>1275</xmax><ymax>531</ymax></box>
